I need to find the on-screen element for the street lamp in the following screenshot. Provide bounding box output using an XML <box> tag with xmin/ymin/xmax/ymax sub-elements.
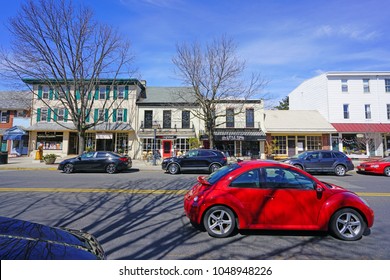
<box><xmin>152</xmin><ymin>121</ymin><xmax>160</xmax><ymax>166</ymax></box>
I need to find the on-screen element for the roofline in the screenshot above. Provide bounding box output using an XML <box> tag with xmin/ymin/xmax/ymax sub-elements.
<box><xmin>22</xmin><ymin>78</ymin><xmax>145</xmax><ymax>90</ymax></box>
<box><xmin>325</xmin><ymin>71</ymin><xmax>390</xmax><ymax>77</ymax></box>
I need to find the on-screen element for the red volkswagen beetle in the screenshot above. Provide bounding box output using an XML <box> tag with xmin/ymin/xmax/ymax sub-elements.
<box><xmin>357</xmin><ymin>157</ymin><xmax>390</xmax><ymax>177</ymax></box>
<box><xmin>184</xmin><ymin>160</ymin><xmax>374</xmax><ymax>241</ymax></box>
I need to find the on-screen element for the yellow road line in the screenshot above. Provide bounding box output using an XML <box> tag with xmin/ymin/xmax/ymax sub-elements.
<box><xmin>0</xmin><ymin>188</ymin><xmax>389</xmax><ymax>197</ymax></box>
<box><xmin>356</xmin><ymin>192</ymin><xmax>390</xmax><ymax>197</ymax></box>
<box><xmin>0</xmin><ymin>187</ymin><xmax>187</xmax><ymax>195</ymax></box>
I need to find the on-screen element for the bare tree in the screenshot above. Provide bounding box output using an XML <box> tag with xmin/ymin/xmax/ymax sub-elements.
<box><xmin>172</xmin><ymin>36</ymin><xmax>268</xmax><ymax>148</ymax></box>
<box><xmin>0</xmin><ymin>0</ymin><xmax>135</xmax><ymax>152</ymax></box>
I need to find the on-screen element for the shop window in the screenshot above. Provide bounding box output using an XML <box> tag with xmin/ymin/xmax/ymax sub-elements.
<box><xmin>175</xmin><ymin>138</ymin><xmax>189</xmax><ymax>153</ymax></box>
<box><xmin>306</xmin><ymin>136</ymin><xmax>322</xmax><ymax>150</ymax></box>
<box><xmin>85</xmin><ymin>133</ymin><xmax>96</xmax><ymax>151</ymax></box>
<box><xmin>37</xmin><ymin>132</ymin><xmax>63</xmax><ymax>150</ymax></box>
<box><xmin>116</xmin><ymin>133</ymin><xmax>129</xmax><ymax>153</ymax></box>
<box><xmin>142</xmin><ymin>138</ymin><xmax>161</xmax><ymax>153</ymax></box>
<box><xmin>272</xmin><ymin>136</ymin><xmax>287</xmax><ymax>154</ymax></box>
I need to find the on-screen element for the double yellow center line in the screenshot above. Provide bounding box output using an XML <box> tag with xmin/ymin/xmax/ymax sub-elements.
<box><xmin>0</xmin><ymin>188</ymin><xmax>389</xmax><ymax>197</ymax></box>
<box><xmin>0</xmin><ymin>187</ymin><xmax>187</xmax><ymax>195</ymax></box>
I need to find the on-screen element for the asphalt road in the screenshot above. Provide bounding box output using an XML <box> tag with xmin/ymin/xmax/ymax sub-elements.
<box><xmin>0</xmin><ymin>168</ymin><xmax>389</xmax><ymax>260</ymax></box>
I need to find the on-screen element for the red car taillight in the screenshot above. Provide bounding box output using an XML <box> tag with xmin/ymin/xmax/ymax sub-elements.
<box><xmin>119</xmin><ymin>157</ymin><xmax>128</xmax><ymax>163</ymax></box>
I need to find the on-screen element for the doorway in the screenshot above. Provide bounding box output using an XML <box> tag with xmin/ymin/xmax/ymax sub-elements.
<box><xmin>162</xmin><ymin>140</ymin><xmax>172</xmax><ymax>158</ymax></box>
<box><xmin>96</xmin><ymin>139</ymin><xmax>113</xmax><ymax>151</ymax></box>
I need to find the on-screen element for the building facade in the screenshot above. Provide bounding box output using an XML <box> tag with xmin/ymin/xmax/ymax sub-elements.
<box><xmin>24</xmin><ymin>79</ymin><xmax>145</xmax><ymax>159</ymax></box>
<box><xmin>264</xmin><ymin>110</ymin><xmax>336</xmax><ymax>159</ymax></box>
<box><xmin>289</xmin><ymin>72</ymin><xmax>390</xmax><ymax>158</ymax></box>
<box><xmin>0</xmin><ymin>91</ymin><xmax>31</xmax><ymax>156</ymax></box>
<box><xmin>21</xmin><ymin>81</ymin><xmax>267</xmax><ymax>160</ymax></box>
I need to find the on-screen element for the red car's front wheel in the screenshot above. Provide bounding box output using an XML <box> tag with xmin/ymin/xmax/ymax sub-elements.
<box><xmin>329</xmin><ymin>208</ymin><xmax>366</xmax><ymax>241</ymax></box>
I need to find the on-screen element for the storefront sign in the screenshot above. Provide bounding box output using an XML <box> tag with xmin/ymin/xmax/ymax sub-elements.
<box><xmin>156</xmin><ymin>135</ymin><xmax>177</xmax><ymax>139</ymax></box>
<box><xmin>96</xmin><ymin>133</ymin><xmax>113</xmax><ymax>139</ymax></box>
<box><xmin>221</xmin><ymin>135</ymin><xmax>245</xmax><ymax>141</ymax></box>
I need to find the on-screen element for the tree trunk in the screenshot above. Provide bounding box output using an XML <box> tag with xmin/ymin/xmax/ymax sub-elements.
<box><xmin>78</xmin><ymin>130</ymin><xmax>86</xmax><ymax>154</ymax></box>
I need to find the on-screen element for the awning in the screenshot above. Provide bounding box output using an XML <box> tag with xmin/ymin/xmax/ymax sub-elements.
<box><xmin>3</xmin><ymin>134</ymin><xmax>25</xmax><ymax>140</ymax></box>
<box><xmin>2</xmin><ymin>126</ymin><xmax>27</xmax><ymax>140</ymax></box>
<box><xmin>214</xmin><ymin>129</ymin><xmax>266</xmax><ymax>141</ymax></box>
<box><xmin>332</xmin><ymin>123</ymin><xmax>390</xmax><ymax>133</ymax></box>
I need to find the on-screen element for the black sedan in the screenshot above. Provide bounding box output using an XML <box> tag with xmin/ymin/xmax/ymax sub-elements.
<box><xmin>58</xmin><ymin>151</ymin><xmax>132</xmax><ymax>174</ymax></box>
<box><xmin>0</xmin><ymin>216</ymin><xmax>105</xmax><ymax>260</ymax></box>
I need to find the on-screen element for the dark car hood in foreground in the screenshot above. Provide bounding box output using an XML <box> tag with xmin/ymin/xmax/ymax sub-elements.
<box><xmin>0</xmin><ymin>216</ymin><xmax>105</xmax><ymax>260</ymax></box>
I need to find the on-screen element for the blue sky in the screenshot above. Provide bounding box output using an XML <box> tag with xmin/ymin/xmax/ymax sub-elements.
<box><xmin>1</xmin><ymin>0</ymin><xmax>390</xmax><ymax>106</ymax></box>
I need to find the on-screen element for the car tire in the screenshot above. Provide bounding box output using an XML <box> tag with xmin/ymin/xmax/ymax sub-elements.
<box><xmin>334</xmin><ymin>165</ymin><xmax>346</xmax><ymax>176</ymax></box>
<box><xmin>293</xmin><ymin>164</ymin><xmax>303</xmax><ymax>170</ymax></box>
<box><xmin>63</xmin><ymin>163</ymin><xmax>74</xmax><ymax>174</ymax></box>
<box><xmin>384</xmin><ymin>167</ymin><xmax>390</xmax><ymax>177</ymax></box>
<box><xmin>329</xmin><ymin>208</ymin><xmax>366</xmax><ymax>241</ymax></box>
<box><xmin>106</xmin><ymin>163</ymin><xmax>117</xmax><ymax>174</ymax></box>
<box><xmin>203</xmin><ymin>206</ymin><xmax>236</xmax><ymax>238</ymax></box>
<box><xmin>209</xmin><ymin>163</ymin><xmax>221</xmax><ymax>173</ymax></box>
<box><xmin>168</xmin><ymin>163</ymin><xmax>180</xmax><ymax>175</ymax></box>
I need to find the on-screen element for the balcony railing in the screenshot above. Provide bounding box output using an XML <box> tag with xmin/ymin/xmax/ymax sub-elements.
<box><xmin>214</xmin><ymin>121</ymin><xmax>261</xmax><ymax>129</ymax></box>
<box><xmin>140</xmin><ymin>120</ymin><xmax>195</xmax><ymax>131</ymax></box>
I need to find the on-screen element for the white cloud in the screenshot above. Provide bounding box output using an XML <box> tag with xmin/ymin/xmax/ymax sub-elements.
<box><xmin>314</xmin><ymin>24</ymin><xmax>381</xmax><ymax>41</ymax></box>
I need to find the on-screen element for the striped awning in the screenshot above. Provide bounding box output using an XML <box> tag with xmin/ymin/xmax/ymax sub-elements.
<box><xmin>214</xmin><ymin>129</ymin><xmax>266</xmax><ymax>141</ymax></box>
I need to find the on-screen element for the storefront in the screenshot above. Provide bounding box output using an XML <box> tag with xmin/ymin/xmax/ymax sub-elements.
<box><xmin>331</xmin><ymin>123</ymin><xmax>390</xmax><ymax>158</ymax></box>
<box><xmin>139</xmin><ymin>133</ymin><xmax>194</xmax><ymax>159</ymax></box>
<box><xmin>2</xmin><ymin>126</ymin><xmax>29</xmax><ymax>156</ymax></box>
<box><xmin>213</xmin><ymin>129</ymin><xmax>266</xmax><ymax>158</ymax></box>
<box><xmin>28</xmin><ymin>123</ymin><xmax>136</xmax><ymax>157</ymax></box>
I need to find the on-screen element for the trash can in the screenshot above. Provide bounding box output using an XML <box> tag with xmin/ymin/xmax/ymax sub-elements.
<box><xmin>0</xmin><ymin>152</ymin><xmax>8</xmax><ymax>164</ymax></box>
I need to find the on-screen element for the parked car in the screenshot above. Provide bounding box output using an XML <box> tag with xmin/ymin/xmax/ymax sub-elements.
<box><xmin>282</xmin><ymin>150</ymin><xmax>354</xmax><ymax>176</ymax></box>
<box><xmin>162</xmin><ymin>149</ymin><xmax>227</xmax><ymax>175</ymax></box>
<box><xmin>0</xmin><ymin>216</ymin><xmax>105</xmax><ymax>260</ymax></box>
<box><xmin>58</xmin><ymin>151</ymin><xmax>132</xmax><ymax>174</ymax></box>
<box><xmin>184</xmin><ymin>160</ymin><xmax>374</xmax><ymax>241</ymax></box>
<box><xmin>356</xmin><ymin>157</ymin><xmax>390</xmax><ymax>176</ymax></box>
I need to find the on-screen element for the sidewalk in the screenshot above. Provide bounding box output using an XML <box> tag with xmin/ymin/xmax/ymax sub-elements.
<box><xmin>0</xmin><ymin>156</ymin><xmax>162</xmax><ymax>171</ymax></box>
<box><xmin>0</xmin><ymin>155</ymin><xmax>362</xmax><ymax>172</ymax></box>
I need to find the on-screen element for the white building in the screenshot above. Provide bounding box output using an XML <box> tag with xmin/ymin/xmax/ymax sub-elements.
<box><xmin>289</xmin><ymin>72</ymin><xmax>390</xmax><ymax>157</ymax></box>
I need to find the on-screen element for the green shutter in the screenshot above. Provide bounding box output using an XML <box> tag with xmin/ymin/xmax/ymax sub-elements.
<box><xmin>123</xmin><ymin>108</ymin><xmax>128</xmax><ymax>122</ymax></box>
<box><xmin>104</xmin><ymin>109</ymin><xmax>109</xmax><ymax>122</ymax></box>
<box><xmin>113</xmin><ymin>109</ymin><xmax>117</xmax><ymax>122</ymax></box>
<box><xmin>53</xmin><ymin>108</ymin><xmax>58</xmax><ymax>121</ymax></box>
<box><xmin>37</xmin><ymin>86</ymin><xmax>42</xmax><ymax>99</ymax></box>
<box><xmin>64</xmin><ymin>109</ymin><xmax>68</xmax><ymax>122</ymax></box>
<box><xmin>86</xmin><ymin>109</ymin><xmax>90</xmax><ymax>122</ymax></box>
<box><xmin>49</xmin><ymin>88</ymin><xmax>53</xmax><ymax>100</ymax></box>
<box><xmin>88</xmin><ymin>91</ymin><xmax>92</xmax><ymax>100</ymax></box>
<box><xmin>95</xmin><ymin>86</ymin><xmax>99</xmax><ymax>100</ymax></box>
<box><xmin>113</xmin><ymin>86</ymin><xmax>117</xmax><ymax>100</ymax></box>
<box><xmin>47</xmin><ymin>108</ymin><xmax>51</xmax><ymax>122</ymax></box>
<box><xmin>75</xmin><ymin>90</ymin><xmax>81</xmax><ymax>100</ymax></box>
<box><xmin>106</xmin><ymin>86</ymin><xmax>110</xmax><ymax>100</ymax></box>
<box><xmin>94</xmin><ymin>108</ymin><xmax>99</xmax><ymax>122</ymax></box>
<box><xmin>124</xmin><ymin>86</ymin><xmax>129</xmax><ymax>100</ymax></box>
<box><xmin>36</xmin><ymin>108</ymin><xmax>41</xmax><ymax>122</ymax></box>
